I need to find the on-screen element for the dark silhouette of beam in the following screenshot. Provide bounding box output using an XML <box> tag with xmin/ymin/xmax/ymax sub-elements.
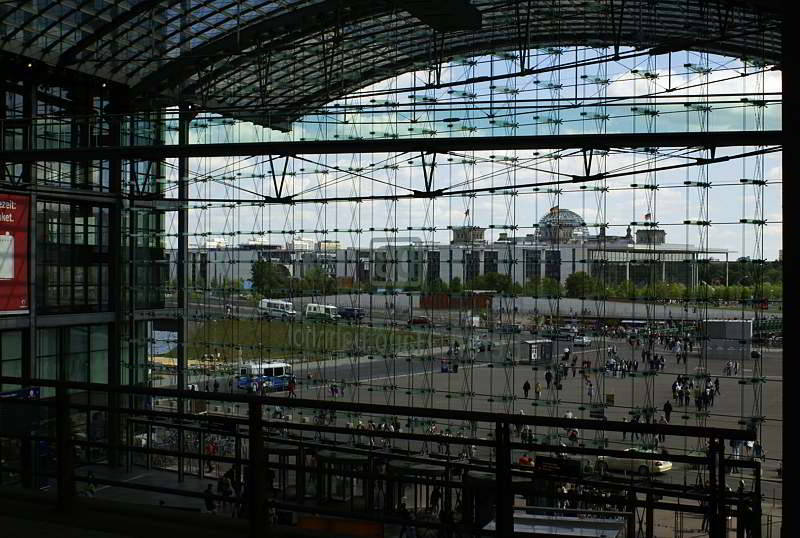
<box><xmin>0</xmin><ymin>130</ymin><xmax>781</xmax><ymax>163</ymax></box>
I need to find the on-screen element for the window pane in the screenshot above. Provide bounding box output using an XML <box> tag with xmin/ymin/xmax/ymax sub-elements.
<box><xmin>1</xmin><ymin>331</ymin><xmax>23</xmax><ymax>360</ymax></box>
<box><xmin>69</xmin><ymin>326</ymin><xmax>89</xmax><ymax>354</ymax></box>
<box><xmin>1</xmin><ymin>331</ymin><xmax>23</xmax><ymax>391</ymax></box>
<box><xmin>91</xmin><ymin>326</ymin><xmax>108</xmax><ymax>351</ymax></box>
<box><xmin>37</xmin><ymin>328</ymin><xmax>58</xmax><ymax>357</ymax></box>
<box><xmin>90</xmin><ymin>351</ymin><xmax>107</xmax><ymax>384</ymax></box>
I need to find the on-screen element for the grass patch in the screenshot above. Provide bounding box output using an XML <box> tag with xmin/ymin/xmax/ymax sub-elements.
<box><xmin>165</xmin><ymin>319</ymin><xmax>448</xmax><ymax>362</ymax></box>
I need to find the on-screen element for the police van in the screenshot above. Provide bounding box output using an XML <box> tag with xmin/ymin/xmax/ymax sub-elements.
<box><xmin>236</xmin><ymin>361</ymin><xmax>293</xmax><ymax>392</ymax></box>
<box><xmin>257</xmin><ymin>299</ymin><xmax>297</xmax><ymax>320</ymax></box>
<box><xmin>305</xmin><ymin>303</ymin><xmax>340</xmax><ymax>322</ymax></box>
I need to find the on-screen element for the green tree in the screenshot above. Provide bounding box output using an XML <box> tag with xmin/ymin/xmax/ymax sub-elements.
<box><xmin>468</xmin><ymin>272</ymin><xmax>513</xmax><ymax>294</ymax></box>
<box><xmin>665</xmin><ymin>283</ymin><xmax>685</xmax><ymax>301</ymax></box>
<box><xmin>302</xmin><ymin>266</ymin><xmax>335</xmax><ymax>295</ymax></box>
<box><xmin>613</xmin><ymin>281</ymin><xmax>637</xmax><ymax>300</ymax></box>
<box><xmin>449</xmin><ymin>277</ymin><xmax>462</xmax><ymax>294</ymax></box>
<box><xmin>424</xmin><ymin>278</ymin><xmax>448</xmax><ymax>294</ymax></box>
<box><xmin>525</xmin><ymin>277</ymin><xmax>542</xmax><ymax>297</ymax></box>
<box><xmin>251</xmin><ymin>260</ymin><xmax>289</xmax><ymax>297</ymax></box>
<box><xmin>565</xmin><ymin>271</ymin><xmax>596</xmax><ymax>298</ymax></box>
<box><xmin>541</xmin><ymin>277</ymin><xmax>562</xmax><ymax>297</ymax></box>
<box><xmin>696</xmin><ymin>282</ymin><xmax>715</xmax><ymax>302</ymax></box>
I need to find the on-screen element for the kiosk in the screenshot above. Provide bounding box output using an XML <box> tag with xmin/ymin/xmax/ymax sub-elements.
<box><xmin>523</xmin><ymin>339</ymin><xmax>554</xmax><ymax>364</ymax></box>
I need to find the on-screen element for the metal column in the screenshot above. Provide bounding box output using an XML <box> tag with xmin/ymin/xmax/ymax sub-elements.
<box><xmin>494</xmin><ymin>422</ymin><xmax>513</xmax><ymax>536</ymax></box>
<box><xmin>56</xmin><ymin>386</ymin><xmax>75</xmax><ymax>511</ymax></box>
<box><xmin>780</xmin><ymin>12</ymin><xmax>792</xmax><ymax>538</ymax></box>
<box><xmin>248</xmin><ymin>400</ymin><xmax>266</xmax><ymax>537</ymax></box>
<box><xmin>176</xmin><ymin>107</ymin><xmax>191</xmax><ymax>481</ymax></box>
<box><xmin>107</xmin><ymin>96</ymin><xmax>123</xmax><ymax>469</ymax></box>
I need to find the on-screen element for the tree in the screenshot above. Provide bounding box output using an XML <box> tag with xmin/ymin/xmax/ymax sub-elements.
<box><xmin>424</xmin><ymin>278</ymin><xmax>448</xmax><ymax>294</ymax></box>
<box><xmin>541</xmin><ymin>277</ymin><xmax>562</xmax><ymax>297</ymax></box>
<box><xmin>251</xmin><ymin>260</ymin><xmax>289</xmax><ymax>298</ymax></box>
<box><xmin>524</xmin><ymin>277</ymin><xmax>542</xmax><ymax>297</ymax></box>
<box><xmin>468</xmin><ymin>272</ymin><xmax>513</xmax><ymax>294</ymax></box>
<box><xmin>565</xmin><ymin>271</ymin><xmax>596</xmax><ymax>298</ymax></box>
<box><xmin>302</xmin><ymin>266</ymin><xmax>335</xmax><ymax>295</ymax></box>
<box><xmin>449</xmin><ymin>277</ymin><xmax>462</xmax><ymax>294</ymax></box>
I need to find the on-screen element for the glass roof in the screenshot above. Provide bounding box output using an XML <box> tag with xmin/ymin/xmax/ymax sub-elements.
<box><xmin>0</xmin><ymin>1</ymin><xmax>782</xmax><ymax>130</ymax></box>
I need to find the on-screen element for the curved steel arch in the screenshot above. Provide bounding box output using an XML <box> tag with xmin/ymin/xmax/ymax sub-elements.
<box><xmin>208</xmin><ymin>23</ymin><xmax>781</xmax><ymax>130</ymax></box>
<box><xmin>0</xmin><ymin>0</ymin><xmax>782</xmax><ymax>128</ymax></box>
<box><xmin>131</xmin><ymin>0</ymin><xmax>782</xmax><ymax>129</ymax></box>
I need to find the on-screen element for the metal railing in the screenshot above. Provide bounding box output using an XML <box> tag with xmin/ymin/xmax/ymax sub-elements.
<box><xmin>0</xmin><ymin>375</ymin><xmax>762</xmax><ymax>538</ymax></box>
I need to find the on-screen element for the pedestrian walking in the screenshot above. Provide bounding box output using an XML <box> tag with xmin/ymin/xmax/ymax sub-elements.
<box><xmin>522</xmin><ymin>380</ymin><xmax>531</xmax><ymax>398</ymax></box>
<box><xmin>83</xmin><ymin>471</ymin><xmax>97</xmax><ymax>498</ymax></box>
<box><xmin>715</xmin><ymin>377</ymin><xmax>721</xmax><ymax>395</ymax></box>
<box><xmin>429</xmin><ymin>486</ymin><xmax>441</xmax><ymax>513</ymax></box>
<box><xmin>204</xmin><ymin>484</ymin><xmax>217</xmax><ymax>514</ymax></box>
<box><xmin>545</xmin><ymin>369</ymin><xmax>553</xmax><ymax>389</ymax></box>
<box><xmin>663</xmin><ymin>400</ymin><xmax>672</xmax><ymax>422</ymax></box>
<box><xmin>398</xmin><ymin>501</ymin><xmax>412</xmax><ymax>538</ymax></box>
<box><xmin>534</xmin><ymin>382</ymin><xmax>542</xmax><ymax>400</ymax></box>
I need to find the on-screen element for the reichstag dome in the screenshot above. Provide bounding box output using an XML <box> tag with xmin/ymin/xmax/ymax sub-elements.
<box><xmin>537</xmin><ymin>207</ymin><xmax>590</xmax><ymax>243</ymax></box>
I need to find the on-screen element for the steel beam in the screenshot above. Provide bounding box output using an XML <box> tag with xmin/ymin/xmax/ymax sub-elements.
<box><xmin>57</xmin><ymin>0</ymin><xmax>169</xmax><ymax>67</ymax></box>
<box><xmin>0</xmin><ymin>130</ymin><xmax>782</xmax><ymax>163</ymax></box>
<box><xmin>781</xmin><ymin>10</ymin><xmax>792</xmax><ymax>538</ymax></box>
<box><xmin>396</xmin><ymin>0</ymin><xmax>482</xmax><ymax>31</ymax></box>
<box><xmin>130</xmin><ymin>0</ymin><xmax>383</xmax><ymax>97</ymax></box>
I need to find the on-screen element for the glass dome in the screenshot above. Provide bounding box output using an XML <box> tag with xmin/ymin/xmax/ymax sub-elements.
<box><xmin>537</xmin><ymin>207</ymin><xmax>589</xmax><ymax>243</ymax></box>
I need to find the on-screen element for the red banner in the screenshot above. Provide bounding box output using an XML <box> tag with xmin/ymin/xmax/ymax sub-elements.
<box><xmin>0</xmin><ymin>193</ymin><xmax>29</xmax><ymax>314</ymax></box>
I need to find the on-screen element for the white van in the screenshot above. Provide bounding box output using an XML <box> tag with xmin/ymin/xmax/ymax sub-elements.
<box><xmin>305</xmin><ymin>303</ymin><xmax>340</xmax><ymax>322</ymax></box>
<box><xmin>257</xmin><ymin>299</ymin><xmax>297</xmax><ymax>320</ymax></box>
<box><xmin>557</xmin><ymin>325</ymin><xmax>577</xmax><ymax>340</ymax></box>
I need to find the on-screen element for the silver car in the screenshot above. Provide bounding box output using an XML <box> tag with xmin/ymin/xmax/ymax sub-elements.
<box><xmin>596</xmin><ymin>448</ymin><xmax>673</xmax><ymax>476</ymax></box>
<box><xmin>573</xmin><ymin>335</ymin><xmax>592</xmax><ymax>347</ymax></box>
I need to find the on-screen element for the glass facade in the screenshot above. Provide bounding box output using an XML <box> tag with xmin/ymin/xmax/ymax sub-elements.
<box><xmin>35</xmin><ymin>325</ymin><xmax>109</xmax><ymax>398</ymax></box>
<box><xmin>36</xmin><ymin>201</ymin><xmax>111</xmax><ymax>313</ymax></box>
<box><xmin>464</xmin><ymin>251</ymin><xmax>480</xmax><ymax>283</ymax></box>
<box><xmin>483</xmin><ymin>250</ymin><xmax>498</xmax><ymax>274</ymax></box>
<box><xmin>0</xmin><ymin>331</ymin><xmax>23</xmax><ymax>392</ymax></box>
<box><xmin>426</xmin><ymin>250</ymin><xmax>440</xmax><ymax>283</ymax></box>
<box><xmin>523</xmin><ymin>249</ymin><xmax>541</xmax><ymax>282</ymax></box>
<box><xmin>545</xmin><ymin>250</ymin><xmax>561</xmax><ymax>282</ymax></box>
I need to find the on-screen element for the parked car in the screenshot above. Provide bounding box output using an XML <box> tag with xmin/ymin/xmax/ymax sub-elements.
<box><xmin>338</xmin><ymin>307</ymin><xmax>365</xmax><ymax>321</ymax></box>
<box><xmin>573</xmin><ymin>335</ymin><xmax>592</xmax><ymax>347</ymax></box>
<box><xmin>408</xmin><ymin>316</ymin><xmax>433</xmax><ymax>327</ymax></box>
<box><xmin>596</xmin><ymin>448</ymin><xmax>673</xmax><ymax>476</ymax></box>
<box><xmin>495</xmin><ymin>323</ymin><xmax>523</xmax><ymax>334</ymax></box>
<box><xmin>470</xmin><ymin>337</ymin><xmax>487</xmax><ymax>352</ymax></box>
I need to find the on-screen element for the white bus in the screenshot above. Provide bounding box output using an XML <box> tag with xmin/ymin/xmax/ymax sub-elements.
<box><xmin>305</xmin><ymin>303</ymin><xmax>340</xmax><ymax>322</ymax></box>
<box><xmin>257</xmin><ymin>299</ymin><xmax>297</xmax><ymax>320</ymax></box>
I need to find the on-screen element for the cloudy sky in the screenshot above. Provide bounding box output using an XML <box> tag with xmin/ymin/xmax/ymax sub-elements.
<box><xmin>161</xmin><ymin>48</ymin><xmax>782</xmax><ymax>262</ymax></box>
